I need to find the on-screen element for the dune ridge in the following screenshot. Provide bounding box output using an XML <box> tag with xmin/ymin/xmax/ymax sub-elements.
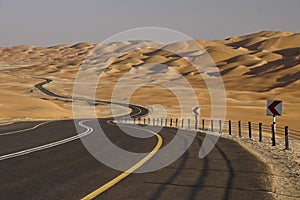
<box><xmin>0</xmin><ymin>30</ymin><xmax>299</xmax><ymax>129</ymax></box>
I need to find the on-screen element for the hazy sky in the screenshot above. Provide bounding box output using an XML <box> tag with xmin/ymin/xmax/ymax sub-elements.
<box><xmin>0</xmin><ymin>0</ymin><xmax>299</xmax><ymax>47</ymax></box>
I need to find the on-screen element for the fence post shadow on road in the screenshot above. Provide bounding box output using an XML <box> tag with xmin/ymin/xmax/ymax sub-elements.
<box><xmin>117</xmin><ymin>116</ymin><xmax>297</xmax><ymax>150</ymax></box>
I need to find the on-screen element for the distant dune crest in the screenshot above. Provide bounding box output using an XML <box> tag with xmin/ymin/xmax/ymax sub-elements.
<box><xmin>0</xmin><ymin>30</ymin><xmax>299</xmax><ymax>128</ymax></box>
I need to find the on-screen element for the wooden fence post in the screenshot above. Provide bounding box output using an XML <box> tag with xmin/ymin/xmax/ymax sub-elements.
<box><xmin>238</xmin><ymin>121</ymin><xmax>242</xmax><ymax>137</ymax></box>
<box><xmin>259</xmin><ymin>123</ymin><xmax>262</xmax><ymax>142</ymax></box>
<box><xmin>229</xmin><ymin>120</ymin><xmax>232</xmax><ymax>135</ymax></box>
<box><xmin>248</xmin><ymin>121</ymin><xmax>252</xmax><ymax>138</ymax></box>
<box><xmin>285</xmin><ymin>126</ymin><xmax>289</xmax><ymax>150</ymax></box>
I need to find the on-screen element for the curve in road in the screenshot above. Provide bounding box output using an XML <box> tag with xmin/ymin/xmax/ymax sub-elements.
<box><xmin>0</xmin><ymin>78</ymin><xmax>275</xmax><ymax>200</ymax></box>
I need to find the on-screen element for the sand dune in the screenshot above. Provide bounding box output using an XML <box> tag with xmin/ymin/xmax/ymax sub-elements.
<box><xmin>0</xmin><ymin>89</ymin><xmax>71</xmax><ymax>121</ymax></box>
<box><xmin>0</xmin><ymin>30</ymin><xmax>299</xmax><ymax>130</ymax></box>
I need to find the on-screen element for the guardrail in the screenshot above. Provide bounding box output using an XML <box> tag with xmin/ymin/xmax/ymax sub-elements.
<box><xmin>117</xmin><ymin>117</ymin><xmax>300</xmax><ymax>150</ymax></box>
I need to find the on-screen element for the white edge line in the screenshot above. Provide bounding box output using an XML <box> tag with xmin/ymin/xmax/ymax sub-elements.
<box><xmin>0</xmin><ymin>120</ymin><xmax>93</xmax><ymax>161</ymax></box>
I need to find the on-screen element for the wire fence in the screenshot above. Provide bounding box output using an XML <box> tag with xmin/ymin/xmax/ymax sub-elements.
<box><xmin>117</xmin><ymin>117</ymin><xmax>300</xmax><ymax>149</ymax></box>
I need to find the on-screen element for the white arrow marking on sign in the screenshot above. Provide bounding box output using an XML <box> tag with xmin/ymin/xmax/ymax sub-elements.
<box><xmin>192</xmin><ymin>107</ymin><xmax>200</xmax><ymax>116</ymax></box>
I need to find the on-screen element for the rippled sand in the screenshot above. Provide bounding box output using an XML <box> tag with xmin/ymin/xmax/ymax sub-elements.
<box><xmin>0</xmin><ymin>31</ymin><xmax>299</xmax><ymax>130</ymax></box>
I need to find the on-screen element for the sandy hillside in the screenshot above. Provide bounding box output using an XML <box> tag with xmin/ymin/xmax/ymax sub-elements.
<box><xmin>0</xmin><ymin>30</ymin><xmax>299</xmax><ymax>131</ymax></box>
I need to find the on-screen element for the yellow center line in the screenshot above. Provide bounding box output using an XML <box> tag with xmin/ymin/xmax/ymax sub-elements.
<box><xmin>81</xmin><ymin>124</ymin><xmax>163</xmax><ymax>200</ymax></box>
<box><xmin>0</xmin><ymin>121</ymin><xmax>50</xmax><ymax>136</ymax></box>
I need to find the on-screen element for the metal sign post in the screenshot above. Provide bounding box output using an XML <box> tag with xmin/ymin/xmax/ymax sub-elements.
<box><xmin>266</xmin><ymin>100</ymin><xmax>282</xmax><ymax>146</ymax></box>
<box><xmin>273</xmin><ymin>114</ymin><xmax>276</xmax><ymax>132</ymax></box>
<box><xmin>192</xmin><ymin>106</ymin><xmax>200</xmax><ymax>130</ymax></box>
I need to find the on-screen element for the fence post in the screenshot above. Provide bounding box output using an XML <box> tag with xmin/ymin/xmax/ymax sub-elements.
<box><xmin>272</xmin><ymin>124</ymin><xmax>276</xmax><ymax>146</ymax></box>
<box><xmin>170</xmin><ymin>118</ymin><xmax>173</xmax><ymax>127</ymax></box>
<box><xmin>148</xmin><ymin>118</ymin><xmax>150</xmax><ymax>125</ymax></box>
<box><xmin>248</xmin><ymin>121</ymin><xmax>252</xmax><ymax>138</ymax></box>
<box><xmin>195</xmin><ymin>118</ymin><xmax>198</xmax><ymax>130</ymax></box>
<box><xmin>144</xmin><ymin>118</ymin><xmax>146</xmax><ymax>125</ymax></box>
<box><xmin>202</xmin><ymin>119</ymin><xmax>205</xmax><ymax>130</ymax></box>
<box><xmin>176</xmin><ymin>118</ymin><xmax>178</xmax><ymax>127</ymax></box>
<box><xmin>165</xmin><ymin>118</ymin><xmax>168</xmax><ymax>127</ymax></box>
<box><xmin>219</xmin><ymin>120</ymin><xmax>222</xmax><ymax>133</ymax></box>
<box><xmin>188</xmin><ymin>119</ymin><xmax>190</xmax><ymax>129</ymax></box>
<box><xmin>181</xmin><ymin>119</ymin><xmax>184</xmax><ymax>128</ymax></box>
<box><xmin>259</xmin><ymin>123</ymin><xmax>262</xmax><ymax>142</ymax></box>
<box><xmin>133</xmin><ymin>117</ymin><xmax>136</xmax><ymax>124</ymax></box>
<box><xmin>229</xmin><ymin>120</ymin><xmax>232</xmax><ymax>135</ymax></box>
<box><xmin>238</xmin><ymin>121</ymin><xmax>242</xmax><ymax>137</ymax></box>
<box><xmin>285</xmin><ymin>126</ymin><xmax>289</xmax><ymax>150</ymax></box>
<box><xmin>211</xmin><ymin>119</ymin><xmax>214</xmax><ymax>132</ymax></box>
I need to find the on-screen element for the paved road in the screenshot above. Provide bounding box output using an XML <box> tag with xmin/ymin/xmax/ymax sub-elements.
<box><xmin>0</xmin><ymin>79</ymin><xmax>274</xmax><ymax>199</ymax></box>
<box><xmin>34</xmin><ymin>78</ymin><xmax>146</xmax><ymax>118</ymax></box>
<box><xmin>0</xmin><ymin>119</ymin><xmax>274</xmax><ymax>200</ymax></box>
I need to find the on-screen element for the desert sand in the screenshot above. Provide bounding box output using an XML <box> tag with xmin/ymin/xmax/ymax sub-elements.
<box><xmin>0</xmin><ymin>31</ymin><xmax>299</xmax><ymax>132</ymax></box>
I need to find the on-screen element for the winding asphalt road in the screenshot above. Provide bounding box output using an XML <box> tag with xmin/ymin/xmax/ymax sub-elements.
<box><xmin>0</xmin><ymin>79</ymin><xmax>275</xmax><ymax>200</ymax></box>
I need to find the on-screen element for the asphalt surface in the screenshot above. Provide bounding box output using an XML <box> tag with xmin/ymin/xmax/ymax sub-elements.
<box><xmin>0</xmin><ymin>120</ymin><xmax>275</xmax><ymax>200</ymax></box>
<box><xmin>0</xmin><ymin>79</ymin><xmax>275</xmax><ymax>199</ymax></box>
<box><xmin>34</xmin><ymin>78</ymin><xmax>146</xmax><ymax>118</ymax></box>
